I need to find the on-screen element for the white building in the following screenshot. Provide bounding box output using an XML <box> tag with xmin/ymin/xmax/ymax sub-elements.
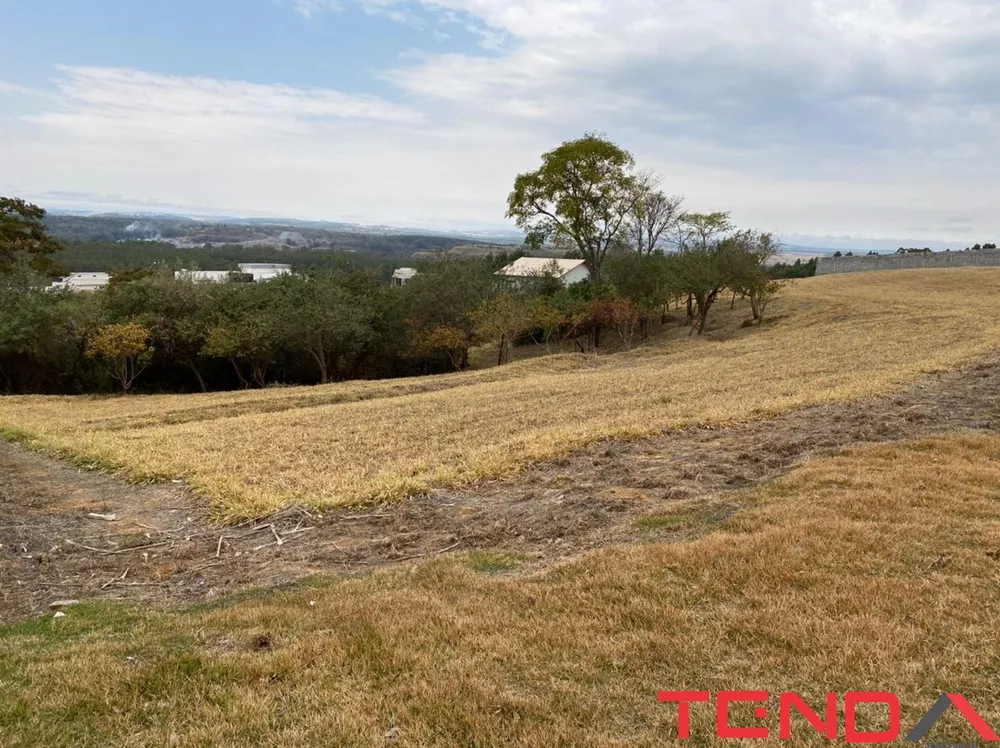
<box><xmin>49</xmin><ymin>272</ymin><xmax>111</xmax><ymax>292</ymax></box>
<box><xmin>237</xmin><ymin>263</ymin><xmax>291</xmax><ymax>282</ymax></box>
<box><xmin>498</xmin><ymin>257</ymin><xmax>590</xmax><ymax>286</ymax></box>
<box><xmin>174</xmin><ymin>269</ymin><xmax>235</xmax><ymax>283</ymax></box>
<box><xmin>174</xmin><ymin>264</ymin><xmax>291</xmax><ymax>283</ymax></box>
<box><xmin>391</xmin><ymin>267</ymin><xmax>418</xmax><ymax>286</ymax></box>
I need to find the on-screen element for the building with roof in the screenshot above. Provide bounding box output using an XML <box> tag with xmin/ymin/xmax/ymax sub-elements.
<box><xmin>236</xmin><ymin>263</ymin><xmax>291</xmax><ymax>282</ymax></box>
<box><xmin>49</xmin><ymin>272</ymin><xmax>111</xmax><ymax>292</ymax></box>
<box><xmin>174</xmin><ymin>264</ymin><xmax>291</xmax><ymax>283</ymax></box>
<box><xmin>174</xmin><ymin>269</ymin><xmax>237</xmax><ymax>283</ymax></box>
<box><xmin>391</xmin><ymin>267</ymin><xmax>418</xmax><ymax>286</ymax></box>
<box><xmin>498</xmin><ymin>257</ymin><xmax>590</xmax><ymax>287</ymax></box>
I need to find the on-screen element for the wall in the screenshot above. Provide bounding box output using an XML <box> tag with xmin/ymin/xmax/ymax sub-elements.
<box><xmin>816</xmin><ymin>249</ymin><xmax>1000</xmax><ymax>276</ymax></box>
<box><xmin>561</xmin><ymin>265</ymin><xmax>591</xmax><ymax>286</ymax></box>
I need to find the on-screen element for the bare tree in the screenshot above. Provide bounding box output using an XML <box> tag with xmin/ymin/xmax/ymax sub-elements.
<box><xmin>627</xmin><ymin>173</ymin><xmax>684</xmax><ymax>256</ymax></box>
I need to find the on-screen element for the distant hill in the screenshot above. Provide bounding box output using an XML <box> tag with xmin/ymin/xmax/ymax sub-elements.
<box><xmin>44</xmin><ymin>214</ymin><xmax>517</xmax><ymax>258</ymax></box>
<box><xmin>780</xmin><ymin>244</ymin><xmax>861</xmax><ymax>257</ymax></box>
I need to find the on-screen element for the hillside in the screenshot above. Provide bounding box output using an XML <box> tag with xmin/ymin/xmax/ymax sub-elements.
<box><xmin>4</xmin><ymin>269</ymin><xmax>1000</xmax><ymax>517</ymax></box>
<box><xmin>2</xmin><ymin>268</ymin><xmax>1000</xmax><ymax>745</ymax></box>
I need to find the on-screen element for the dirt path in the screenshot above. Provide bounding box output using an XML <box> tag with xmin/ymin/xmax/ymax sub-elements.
<box><xmin>2</xmin><ymin>356</ymin><xmax>999</xmax><ymax>621</ymax></box>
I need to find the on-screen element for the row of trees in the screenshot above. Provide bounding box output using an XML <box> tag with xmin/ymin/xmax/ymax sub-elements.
<box><xmin>1</xmin><ymin>132</ymin><xmax>787</xmax><ymax>394</ymax></box>
<box><xmin>0</xmin><ymin>238</ymin><xmax>781</xmax><ymax>394</ymax></box>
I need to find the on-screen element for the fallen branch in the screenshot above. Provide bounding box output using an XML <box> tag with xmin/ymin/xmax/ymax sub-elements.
<box><xmin>66</xmin><ymin>539</ymin><xmax>171</xmax><ymax>556</ymax></box>
<box><xmin>134</xmin><ymin>521</ymin><xmax>202</xmax><ymax>540</ymax></box>
<box><xmin>280</xmin><ymin>527</ymin><xmax>314</xmax><ymax>537</ymax></box>
<box><xmin>237</xmin><ymin>523</ymin><xmax>275</xmax><ymax>539</ymax></box>
<box><xmin>395</xmin><ymin>541</ymin><xmax>461</xmax><ymax>562</ymax></box>
<box><xmin>183</xmin><ymin>560</ymin><xmax>226</xmax><ymax>575</ymax></box>
<box><xmin>100</xmin><ymin>569</ymin><xmax>130</xmax><ymax>590</ymax></box>
<box><xmin>101</xmin><ymin>581</ymin><xmax>169</xmax><ymax>588</ymax></box>
<box><xmin>339</xmin><ymin>541</ymin><xmax>462</xmax><ymax>566</ymax></box>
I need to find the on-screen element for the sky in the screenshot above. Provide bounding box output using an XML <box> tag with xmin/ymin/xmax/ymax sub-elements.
<box><xmin>1</xmin><ymin>0</ymin><xmax>998</xmax><ymax>248</ymax></box>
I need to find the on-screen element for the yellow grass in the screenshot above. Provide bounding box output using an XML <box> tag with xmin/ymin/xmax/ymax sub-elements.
<box><xmin>2</xmin><ymin>433</ymin><xmax>999</xmax><ymax>746</ymax></box>
<box><xmin>2</xmin><ymin>268</ymin><xmax>1000</xmax><ymax>516</ymax></box>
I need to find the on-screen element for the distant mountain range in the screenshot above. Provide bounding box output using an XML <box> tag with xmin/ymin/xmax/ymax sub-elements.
<box><xmin>47</xmin><ymin>209</ymin><xmax>990</xmax><ymax>259</ymax></box>
<box><xmin>46</xmin><ymin>209</ymin><xmax>525</xmax><ymax>247</ymax></box>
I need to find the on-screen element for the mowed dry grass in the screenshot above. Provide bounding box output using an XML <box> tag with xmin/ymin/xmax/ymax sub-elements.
<box><xmin>3</xmin><ymin>268</ymin><xmax>1000</xmax><ymax>516</ymax></box>
<box><xmin>2</xmin><ymin>434</ymin><xmax>999</xmax><ymax>746</ymax></box>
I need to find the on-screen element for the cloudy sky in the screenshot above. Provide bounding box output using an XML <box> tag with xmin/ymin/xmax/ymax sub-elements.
<box><xmin>1</xmin><ymin>0</ymin><xmax>998</xmax><ymax>247</ymax></box>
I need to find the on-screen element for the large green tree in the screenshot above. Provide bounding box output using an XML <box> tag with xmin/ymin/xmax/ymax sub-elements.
<box><xmin>726</xmin><ymin>230</ymin><xmax>783</xmax><ymax>323</ymax></box>
<box><xmin>403</xmin><ymin>259</ymin><xmax>500</xmax><ymax>370</ymax></box>
<box><xmin>203</xmin><ymin>283</ymin><xmax>283</xmax><ymax>388</ymax></box>
<box><xmin>506</xmin><ymin>134</ymin><xmax>638</xmax><ymax>285</ymax></box>
<box><xmin>604</xmin><ymin>252</ymin><xmax>673</xmax><ymax>336</ymax></box>
<box><xmin>103</xmin><ymin>274</ymin><xmax>215</xmax><ymax>391</ymax></box>
<box><xmin>0</xmin><ymin>198</ymin><xmax>64</xmax><ymax>274</ymax></box>
<box><xmin>677</xmin><ymin>211</ymin><xmax>734</xmax><ymax>250</ymax></box>
<box><xmin>666</xmin><ymin>240</ymin><xmax>742</xmax><ymax>335</ymax></box>
<box><xmin>85</xmin><ymin>322</ymin><xmax>154</xmax><ymax>394</ymax></box>
<box><xmin>471</xmin><ymin>292</ymin><xmax>535</xmax><ymax>366</ymax></box>
<box><xmin>275</xmin><ymin>272</ymin><xmax>377</xmax><ymax>384</ymax></box>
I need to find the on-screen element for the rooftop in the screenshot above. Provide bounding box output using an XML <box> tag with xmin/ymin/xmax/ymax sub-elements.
<box><xmin>499</xmin><ymin>257</ymin><xmax>587</xmax><ymax>279</ymax></box>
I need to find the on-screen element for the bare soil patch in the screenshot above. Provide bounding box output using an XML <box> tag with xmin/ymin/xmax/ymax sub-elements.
<box><xmin>2</xmin><ymin>355</ymin><xmax>998</xmax><ymax>621</ymax></box>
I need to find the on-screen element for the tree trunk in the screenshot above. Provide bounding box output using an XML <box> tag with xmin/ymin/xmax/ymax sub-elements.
<box><xmin>446</xmin><ymin>349</ymin><xmax>463</xmax><ymax>371</ymax></box>
<box><xmin>308</xmin><ymin>347</ymin><xmax>329</xmax><ymax>384</ymax></box>
<box><xmin>691</xmin><ymin>295</ymin><xmax>710</xmax><ymax>335</ymax></box>
<box><xmin>230</xmin><ymin>359</ymin><xmax>250</xmax><ymax>389</ymax></box>
<box><xmin>184</xmin><ymin>360</ymin><xmax>208</xmax><ymax>392</ymax></box>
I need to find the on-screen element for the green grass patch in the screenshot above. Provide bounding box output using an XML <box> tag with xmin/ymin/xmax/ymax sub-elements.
<box><xmin>633</xmin><ymin>510</ymin><xmax>705</xmax><ymax>531</ymax></box>
<box><xmin>0</xmin><ymin>426</ymin><xmax>42</xmax><ymax>448</ymax></box>
<box><xmin>465</xmin><ymin>551</ymin><xmax>526</xmax><ymax>574</ymax></box>
<box><xmin>0</xmin><ymin>601</ymin><xmax>144</xmax><ymax>643</ymax></box>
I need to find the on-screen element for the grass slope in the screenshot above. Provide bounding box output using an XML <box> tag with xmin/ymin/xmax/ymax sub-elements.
<box><xmin>2</xmin><ymin>268</ymin><xmax>1000</xmax><ymax>516</ymax></box>
<box><xmin>2</xmin><ymin>434</ymin><xmax>998</xmax><ymax>746</ymax></box>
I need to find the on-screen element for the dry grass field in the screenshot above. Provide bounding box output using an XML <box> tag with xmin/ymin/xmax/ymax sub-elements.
<box><xmin>3</xmin><ymin>268</ymin><xmax>1000</xmax><ymax>746</ymax></box>
<box><xmin>1</xmin><ymin>433</ymin><xmax>999</xmax><ymax>746</ymax></box>
<box><xmin>3</xmin><ymin>269</ymin><xmax>1000</xmax><ymax>517</ymax></box>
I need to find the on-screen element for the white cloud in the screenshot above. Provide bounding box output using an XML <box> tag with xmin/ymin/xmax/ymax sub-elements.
<box><xmin>292</xmin><ymin>0</ymin><xmax>342</xmax><ymax>18</ymax></box>
<box><xmin>25</xmin><ymin>66</ymin><xmax>423</xmax><ymax>142</ymax></box>
<box><xmin>3</xmin><ymin>0</ymin><xmax>1000</xmax><ymax>242</ymax></box>
<box><xmin>0</xmin><ymin>67</ymin><xmax>546</xmax><ymax>228</ymax></box>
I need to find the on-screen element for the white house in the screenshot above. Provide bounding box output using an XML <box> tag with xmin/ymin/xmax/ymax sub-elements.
<box><xmin>391</xmin><ymin>267</ymin><xmax>418</xmax><ymax>286</ymax></box>
<box><xmin>498</xmin><ymin>257</ymin><xmax>590</xmax><ymax>286</ymax></box>
<box><xmin>174</xmin><ymin>269</ymin><xmax>235</xmax><ymax>283</ymax></box>
<box><xmin>174</xmin><ymin>263</ymin><xmax>291</xmax><ymax>283</ymax></box>
<box><xmin>49</xmin><ymin>272</ymin><xmax>111</xmax><ymax>292</ymax></box>
<box><xmin>237</xmin><ymin>263</ymin><xmax>291</xmax><ymax>282</ymax></box>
